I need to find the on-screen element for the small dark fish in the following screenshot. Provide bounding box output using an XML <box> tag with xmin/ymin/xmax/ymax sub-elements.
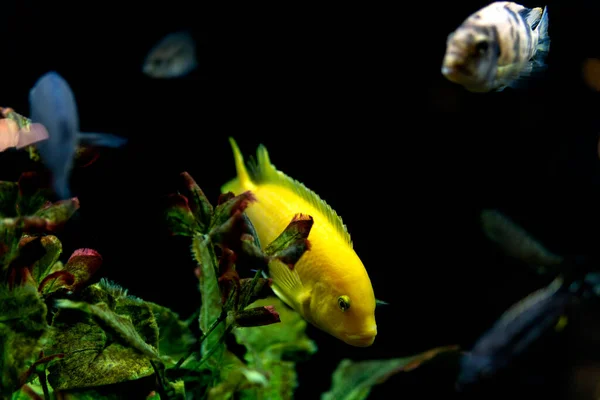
<box><xmin>29</xmin><ymin>71</ymin><xmax>128</xmax><ymax>200</ymax></box>
<box><xmin>456</xmin><ymin>276</ymin><xmax>574</xmax><ymax>390</ymax></box>
<box><xmin>142</xmin><ymin>31</ymin><xmax>198</xmax><ymax>79</ymax></box>
<box><xmin>480</xmin><ymin>209</ymin><xmax>564</xmax><ymax>273</ymax></box>
<box><xmin>481</xmin><ymin>209</ymin><xmax>600</xmax><ymax>283</ymax></box>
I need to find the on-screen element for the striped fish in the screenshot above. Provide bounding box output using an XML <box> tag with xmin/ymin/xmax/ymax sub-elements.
<box><xmin>441</xmin><ymin>2</ymin><xmax>550</xmax><ymax>92</ymax></box>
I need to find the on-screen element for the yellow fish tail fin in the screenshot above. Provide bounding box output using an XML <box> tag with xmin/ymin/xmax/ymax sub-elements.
<box><xmin>222</xmin><ymin>137</ymin><xmax>256</xmax><ymax>194</ymax></box>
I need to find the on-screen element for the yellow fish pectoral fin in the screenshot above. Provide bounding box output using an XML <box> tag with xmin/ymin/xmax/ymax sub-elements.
<box><xmin>268</xmin><ymin>259</ymin><xmax>307</xmax><ymax>311</ymax></box>
<box><xmin>375</xmin><ymin>299</ymin><xmax>389</xmax><ymax>307</ymax></box>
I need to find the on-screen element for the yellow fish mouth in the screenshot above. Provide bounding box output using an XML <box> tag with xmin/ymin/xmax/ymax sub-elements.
<box><xmin>343</xmin><ymin>329</ymin><xmax>377</xmax><ymax>347</ymax></box>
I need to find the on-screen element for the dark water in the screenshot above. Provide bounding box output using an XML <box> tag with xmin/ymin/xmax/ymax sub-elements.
<box><xmin>1</xmin><ymin>1</ymin><xmax>600</xmax><ymax>398</ymax></box>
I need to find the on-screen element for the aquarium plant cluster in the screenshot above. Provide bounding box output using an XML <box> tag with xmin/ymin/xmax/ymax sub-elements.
<box><xmin>0</xmin><ymin>111</ymin><xmax>456</xmax><ymax>400</ymax></box>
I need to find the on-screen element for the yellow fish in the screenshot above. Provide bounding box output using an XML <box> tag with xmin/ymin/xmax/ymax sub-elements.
<box><xmin>222</xmin><ymin>138</ymin><xmax>377</xmax><ymax>347</ymax></box>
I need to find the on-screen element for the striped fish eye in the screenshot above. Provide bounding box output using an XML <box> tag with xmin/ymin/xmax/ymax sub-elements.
<box><xmin>338</xmin><ymin>295</ymin><xmax>351</xmax><ymax>312</ymax></box>
<box><xmin>475</xmin><ymin>41</ymin><xmax>489</xmax><ymax>54</ymax></box>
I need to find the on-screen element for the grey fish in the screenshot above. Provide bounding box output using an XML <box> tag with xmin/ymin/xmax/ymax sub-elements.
<box><xmin>29</xmin><ymin>71</ymin><xmax>128</xmax><ymax>200</ymax></box>
<box><xmin>142</xmin><ymin>31</ymin><xmax>198</xmax><ymax>79</ymax></box>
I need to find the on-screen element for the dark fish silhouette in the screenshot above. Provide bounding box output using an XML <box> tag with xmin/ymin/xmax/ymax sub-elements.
<box><xmin>457</xmin><ymin>276</ymin><xmax>574</xmax><ymax>389</ymax></box>
<box><xmin>142</xmin><ymin>31</ymin><xmax>198</xmax><ymax>79</ymax></box>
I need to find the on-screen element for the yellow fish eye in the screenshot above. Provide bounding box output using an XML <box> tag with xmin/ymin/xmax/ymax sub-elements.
<box><xmin>337</xmin><ymin>295</ymin><xmax>351</xmax><ymax>312</ymax></box>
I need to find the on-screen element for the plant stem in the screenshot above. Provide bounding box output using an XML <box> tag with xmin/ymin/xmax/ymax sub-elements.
<box><xmin>174</xmin><ymin>311</ymin><xmax>227</xmax><ymax>369</ymax></box>
<box><xmin>240</xmin><ymin>267</ymin><xmax>263</xmax><ymax>309</ymax></box>
<box><xmin>197</xmin><ymin>324</ymin><xmax>233</xmax><ymax>368</ymax></box>
<box><xmin>38</xmin><ymin>369</ymin><xmax>51</xmax><ymax>400</ymax></box>
<box><xmin>150</xmin><ymin>360</ymin><xmax>169</xmax><ymax>399</ymax></box>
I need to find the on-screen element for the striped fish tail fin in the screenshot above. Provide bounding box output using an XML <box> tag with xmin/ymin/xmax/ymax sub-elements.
<box><xmin>537</xmin><ymin>6</ymin><xmax>550</xmax><ymax>55</ymax></box>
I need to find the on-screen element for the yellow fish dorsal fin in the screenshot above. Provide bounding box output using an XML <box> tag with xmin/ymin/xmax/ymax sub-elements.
<box><xmin>250</xmin><ymin>143</ymin><xmax>353</xmax><ymax>247</ymax></box>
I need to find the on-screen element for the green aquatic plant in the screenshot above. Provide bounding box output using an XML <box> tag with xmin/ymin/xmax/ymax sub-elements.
<box><xmin>0</xmin><ymin>171</ymin><xmax>194</xmax><ymax>399</ymax></box>
<box><xmin>1</xmin><ymin>169</ymin><xmax>318</xmax><ymax>399</ymax></box>
<box><xmin>164</xmin><ymin>172</ymin><xmax>464</xmax><ymax>399</ymax></box>
<box><xmin>1</xmin><ymin>162</ymin><xmax>462</xmax><ymax>399</ymax></box>
<box><xmin>163</xmin><ymin>172</ymin><xmax>319</xmax><ymax>399</ymax></box>
<box><xmin>322</xmin><ymin>345</ymin><xmax>461</xmax><ymax>400</ymax></box>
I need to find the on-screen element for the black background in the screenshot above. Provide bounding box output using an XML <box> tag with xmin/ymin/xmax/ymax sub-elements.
<box><xmin>2</xmin><ymin>1</ymin><xmax>600</xmax><ymax>398</ymax></box>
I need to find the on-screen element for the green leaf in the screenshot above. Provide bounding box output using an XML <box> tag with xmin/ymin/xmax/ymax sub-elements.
<box><xmin>233</xmin><ymin>297</ymin><xmax>317</xmax><ymax>360</ymax></box>
<box><xmin>165</xmin><ymin>361</ymin><xmax>213</xmax><ymax>398</ymax></box>
<box><xmin>0</xmin><ymin>284</ymin><xmax>49</xmax><ymax>396</ymax></box>
<box><xmin>321</xmin><ymin>345</ymin><xmax>461</xmax><ymax>400</ymax></box>
<box><xmin>0</xmin><ymin>181</ymin><xmax>18</xmax><ymax>218</ymax></box>
<box><xmin>264</xmin><ymin>214</ymin><xmax>313</xmax><ymax>259</ymax></box>
<box><xmin>38</xmin><ymin>270</ymin><xmax>75</xmax><ymax>295</ymax></box>
<box><xmin>54</xmin><ymin>299</ymin><xmax>159</xmax><ymax>360</ymax></box>
<box><xmin>17</xmin><ymin>352</ymin><xmax>65</xmax><ymax>389</ymax></box>
<box><xmin>207</xmin><ymin>192</ymin><xmax>256</xmax><ymax>247</ymax></box>
<box><xmin>147</xmin><ymin>302</ymin><xmax>196</xmax><ymax>367</ymax></box>
<box><xmin>45</xmin><ymin>281</ymin><xmax>160</xmax><ymax>390</ymax></box>
<box><xmin>29</xmin><ymin>235</ymin><xmax>63</xmax><ymax>284</ymax></box>
<box><xmin>227</xmin><ymin>305</ymin><xmax>280</xmax><ymax>328</ymax></box>
<box><xmin>239</xmin><ymin>360</ymin><xmax>296</xmax><ymax>400</ymax></box>
<box><xmin>34</xmin><ymin>198</ymin><xmax>80</xmax><ymax>231</ymax></box>
<box><xmin>164</xmin><ymin>194</ymin><xmax>200</xmax><ymax>237</ymax></box>
<box><xmin>62</xmin><ymin>249</ymin><xmax>103</xmax><ymax>292</ymax></box>
<box><xmin>209</xmin><ymin>192</ymin><xmax>255</xmax><ymax>235</ymax></box>
<box><xmin>237</xmin><ymin>278</ymin><xmax>273</xmax><ymax>311</ymax></box>
<box><xmin>11</xmin><ymin>381</ymin><xmax>44</xmax><ymax>400</ymax></box>
<box><xmin>36</xmin><ymin>247</ymin><xmax>100</xmax><ymax>297</ymax></box>
<box><xmin>166</xmin><ymin>379</ymin><xmax>186</xmax><ymax>400</ymax></box>
<box><xmin>207</xmin><ymin>351</ymin><xmax>267</xmax><ymax>400</ymax></box>
<box><xmin>146</xmin><ymin>391</ymin><xmax>161</xmax><ymax>400</ymax></box>
<box><xmin>15</xmin><ymin>172</ymin><xmax>52</xmax><ymax>217</ymax></box>
<box><xmin>0</xmin><ymin>216</ymin><xmax>65</xmax><ymax>273</ymax></box>
<box><xmin>192</xmin><ymin>235</ymin><xmax>225</xmax><ymax>372</ymax></box>
<box><xmin>2</xmin><ymin>107</ymin><xmax>32</xmax><ymax>131</ymax></box>
<box><xmin>0</xmin><ymin>220</ymin><xmax>23</xmax><ymax>271</ymax></box>
<box><xmin>179</xmin><ymin>172</ymin><xmax>213</xmax><ymax>232</ymax></box>
<box><xmin>233</xmin><ymin>297</ymin><xmax>317</xmax><ymax>400</ymax></box>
